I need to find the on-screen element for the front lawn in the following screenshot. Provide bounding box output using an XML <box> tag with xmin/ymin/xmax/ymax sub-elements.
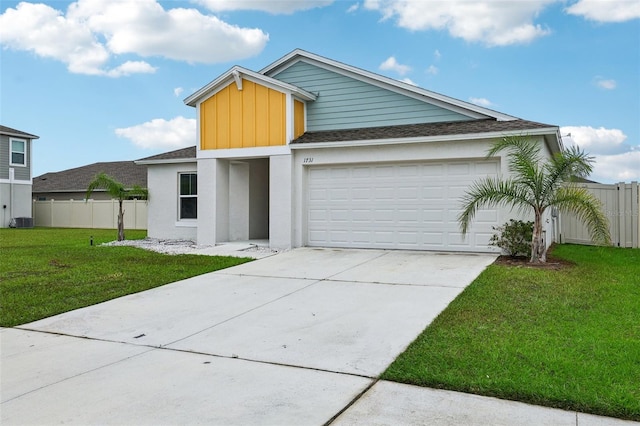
<box><xmin>0</xmin><ymin>228</ymin><xmax>251</xmax><ymax>327</ymax></box>
<box><xmin>382</xmin><ymin>244</ymin><xmax>640</xmax><ymax>421</ymax></box>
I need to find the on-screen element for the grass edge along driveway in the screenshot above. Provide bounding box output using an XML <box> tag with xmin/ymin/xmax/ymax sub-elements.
<box><xmin>0</xmin><ymin>228</ymin><xmax>251</xmax><ymax>327</ymax></box>
<box><xmin>382</xmin><ymin>244</ymin><xmax>640</xmax><ymax>421</ymax></box>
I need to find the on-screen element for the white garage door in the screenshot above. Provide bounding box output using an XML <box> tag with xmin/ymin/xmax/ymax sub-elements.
<box><xmin>307</xmin><ymin>160</ymin><xmax>500</xmax><ymax>252</ymax></box>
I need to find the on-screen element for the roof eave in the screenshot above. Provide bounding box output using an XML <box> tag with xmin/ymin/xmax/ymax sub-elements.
<box><xmin>135</xmin><ymin>158</ymin><xmax>197</xmax><ymax>166</ymax></box>
<box><xmin>290</xmin><ymin>126</ymin><xmax>561</xmax><ymax>150</ymax></box>
<box><xmin>1</xmin><ymin>131</ymin><xmax>40</xmax><ymax>139</ymax></box>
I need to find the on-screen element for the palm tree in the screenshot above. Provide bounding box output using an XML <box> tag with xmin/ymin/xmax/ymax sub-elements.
<box><xmin>86</xmin><ymin>172</ymin><xmax>148</xmax><ymax>241</ymax></box>
<box><xmin>458</xmin><ymin>136</ymin><xmax>610</xmax><ymax>263</ymax></box>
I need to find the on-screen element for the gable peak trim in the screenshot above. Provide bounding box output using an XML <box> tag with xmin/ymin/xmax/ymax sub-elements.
<box><xmin>184</xmin><ymin>65</ymin><xmax>316</xmax><ymax>107</ymax></box>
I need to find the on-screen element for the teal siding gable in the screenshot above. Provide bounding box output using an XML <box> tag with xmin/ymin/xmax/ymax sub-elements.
<box><xmin>272</xmin><ymin>61</ymin><xmax>471</xmax><ymax>132</ymax></box>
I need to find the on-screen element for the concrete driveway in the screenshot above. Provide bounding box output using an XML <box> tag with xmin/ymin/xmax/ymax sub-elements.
<box><xmin>1</xmin><ymin>247</ymin><xmax>496</xmax><ymax>424</ymax></box>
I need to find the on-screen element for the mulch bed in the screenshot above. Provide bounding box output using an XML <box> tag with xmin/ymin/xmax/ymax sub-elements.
<box><xmin>493</xmin><ymin>248</ymin><xmax>575</xmax><ymax>270</ymax></box>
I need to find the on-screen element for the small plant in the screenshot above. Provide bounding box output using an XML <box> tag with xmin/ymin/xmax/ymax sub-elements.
<box><xmin>490</xmin><ymin>219</ymin><xmax>534</xmax><ymax>257</ymax></box>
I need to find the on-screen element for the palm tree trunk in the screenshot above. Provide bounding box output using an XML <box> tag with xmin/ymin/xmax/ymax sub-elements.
<box><xmin>530</xmin><ymin>212</ymin><xmax>546</xmax><ymax>263</ymax></box>
<box><xmin>117</xmin><ymin>199</ymin><xmax>125</xmax><ymax>241</ymax></box>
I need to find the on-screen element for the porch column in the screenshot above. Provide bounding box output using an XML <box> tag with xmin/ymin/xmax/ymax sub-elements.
<box><xmin>270</xmin><ymin>154</ymin><xmax>293</xmax><ymax>249</ymax></box>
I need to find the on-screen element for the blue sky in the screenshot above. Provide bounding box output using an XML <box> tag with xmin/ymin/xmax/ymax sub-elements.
<box><xmin>1</xmin><ymin>0</ymin><xmax>639</xmax><ymax>183</ymax></box>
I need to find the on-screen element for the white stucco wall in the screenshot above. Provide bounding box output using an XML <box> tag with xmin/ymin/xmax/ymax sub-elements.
<box><xmin>147</xmin><ymin>162</ymin><xmax>197</xmax><ymax>241</ymax></box>
<box><xmin>0</xmin><ymin>181</ymin><xmax>32</xmax><ymax>227</ymax></box>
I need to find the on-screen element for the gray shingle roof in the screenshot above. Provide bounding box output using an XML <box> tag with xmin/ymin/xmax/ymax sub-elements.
<box><xmin>0</xmin><ymin>125</ymin><xmax>39</xmax><ymax>139</ymax></box>
<box><xmin>291</xmin><ymin>119</ymin><xmax>557</xmax><ymax>144</ymax></box>
<box><xmin>136</xmin><ymin>146</ymin><xmax>196</xmax><ymax>162</ymax></box>
<box><xmin>33</xmin><ymin>161</ymin><xmax>147</xmax><ymax>193</ymax></box>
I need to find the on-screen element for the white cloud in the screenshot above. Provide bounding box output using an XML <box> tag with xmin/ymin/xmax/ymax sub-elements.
<box><xmin>0</xmin><ymin>2</ymin><xmax>111</xmax><ymax>76</ymax></box>
<box><xmin>426</xmin><ymin>65</ymin><xmax>439</xmax><ymax>75</ymax></box>
<box><xmin>106</xmin><ymin>61</ymin><xmax>157</xmax><ymax>78</ymax></box>
<box><xmin>469</xmin><ymin>97</ymin><xmax>494</xmax><ymax>107</ymax></box>
<box><xmin>347</xmin><ymin>3</ymin><xmax>360</xmax><ymax>13</ymax></box>
<box><xmin>115</xmin><ymin>117</ymin><xmax>196</xmax><ymax>149</ymax></box>
<box><xmin>561</xmin><ymin>126</ymin><xmax>628</xmax><ymax>155</ymax></box>
<box><xmin>174</xmin><ymin>87</ymin><xmax>184</xmax><ymax>97</ymax></box>
<box><xmin>566</xmin><ymin>0</ymin><xmax>640</xmax><ymax>23</ymax></box>
<box><xmin>196</xmin><ymin>0</ymin><xmax>333</xmax><ymax>14</ymax></box>
<box><xmin>400</xmin><ymin>77</ymin><xmax>417</xmax><ymax>86</ymax></box>
<box><xmin>0</xmin><ymin>0</ymin><xmax>268</xmax><ymax>77</ymax></box>
<box><xmin>595</xmin><ymin>77</ymin><xmax>617</xmax><ymax>90</ymax></box>
<box><xmin>363</xmin><ymin>0</ymin><xmax>553</xmax><ymax>46</ymax></box>
<box><xmin>379</xmin><ymin>56</ymin><xmax>412</xmax><ymax>75</ymax></box>
<box><xmin>561</xmin><ymin>126</ymin><xmax>640</xmax><ymax>182</ymax></box>
<box><xmin>434</xmin><ymin>49</ymin><xmax>441</xmax><ymax>60</ymax></box>
<box><xmin>590</xmin><ymin>151</ymin><xmax>640</xmax><ymax>183</ymax></box>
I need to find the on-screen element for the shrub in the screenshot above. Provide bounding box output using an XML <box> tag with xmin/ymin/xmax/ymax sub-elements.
<box><xmin>490</xmin><ymin>219</ymin><xmax>534</xmax><ymax>257</ymax></box>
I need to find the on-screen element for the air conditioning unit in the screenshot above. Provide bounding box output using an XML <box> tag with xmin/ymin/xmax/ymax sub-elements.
<box><xmin>10</xmin><ymin>217</ymin><xmax>33</xmax><ymax>228</ymax></box>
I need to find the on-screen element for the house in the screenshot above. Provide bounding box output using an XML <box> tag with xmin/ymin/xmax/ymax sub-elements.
<box><xmin>1</xmin><ymin>125</ymin><xmax>39</xmax><ymax>228</ymax></box>
<box><xmin>33</xmin><ymin>161</ymin><xmax>148</xmax><ymax>201</ymax></box>
<box><xmin>138</xmin><ymin>49</ymin><xmax>562</xmax><ymax>253</ymax></box>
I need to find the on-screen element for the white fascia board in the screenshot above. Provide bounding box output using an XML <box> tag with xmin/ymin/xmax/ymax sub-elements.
<box><xmin>135</xmin><ymin>158</ymin><xmax>196</xmax><ymax>165</ymax></box>
<box><xmin>0</xmin><ymin>131</ymin><xmax>39</xmax><ymax>139</ymax></box>
<box><xmin>290</xmin><ymin>127</ymin><xmax>560</xmax><ymax>150</ymax></box>
<box><xmin>184</xmin><ymin>65</ymin><xmax>316</xmax><ymax>107</ymax></box>
<box><xmin>262</xmin><ymin>49</ymin><xmax>517</xmax><ymax>121</ymax></box>
<box><xmin>197</xmin><ymin>146</ymin><xmax>291</xmax><ymax>159</ymax></box>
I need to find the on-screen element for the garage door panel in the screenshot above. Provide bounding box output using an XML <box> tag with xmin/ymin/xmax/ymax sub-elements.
<box><xmin>474</xmin><ymin>232</ymin><xmax>495</xmax><ymax>246</ymax></box>
<box><xmin>423</xmin><ymin>164</ymin><xmax>444</xmax><ymax>176</ymax></box>
<box><xmin>374</xmin><ymin>210</ymin><xmax>394</xmax><ymax>222</ymax></box>
<box><xmin>477</xmin><ymin>161</ymin><xmax>499</xmax><ymax>174</ymax></box>
<box><xmin>423</xmin><ymin>209</ymin><xmax>444</xmax><ymax>222</ymax></box>
<box><xmin>309</xmin><ymin>188</ymin><xmax>327</xmax><ymax>202</ymax></box>
<box><xmin>422</xmin><ymin>187</ymin><xmax>444</xmax><ymax>200</ymax></box>
<box><xmin>398</xmin><ymin>209</ymin><xmax>420</xmax><ymax>223</ymax></box>
<box><xmin>449</xmin><ymin>163</ymin><xmax>471</xmax><ymax>175</ymax></box>
<box><xmin>307</xmin><ymin>160</ymin><xmax>500</xmax><ymax>252</ymax></box>
<box><xmin>475</xmin><ymin>209</ymin><xmax>499</xmax><ymax>223</ymax></box>
<box><xmin>308</xmin><ymin>208</ymin><xmax>328</xmax><ymax>221</ymax></box>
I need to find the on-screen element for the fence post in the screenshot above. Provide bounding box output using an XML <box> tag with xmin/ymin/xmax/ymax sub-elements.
<box><xmin>632</xmin><ymin>182</ymin><xmax>639</xmax><ymax>248</ymax></box>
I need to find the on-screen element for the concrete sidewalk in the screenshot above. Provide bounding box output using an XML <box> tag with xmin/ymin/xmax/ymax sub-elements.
<box><xmin>2</xmin><ymin>248</ymin><xmax>637</xmax><ymax>425</ymax></box>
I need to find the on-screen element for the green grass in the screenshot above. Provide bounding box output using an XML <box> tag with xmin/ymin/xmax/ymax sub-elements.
<box><xmin>0</xmin><ymin>228</ymin><xmax>251</xmax><ymax>327</ymax></box>
<box><xmin>382</xmin><ymin>244</ymin><xmax>640</xmax><ymax>420</ymax></box>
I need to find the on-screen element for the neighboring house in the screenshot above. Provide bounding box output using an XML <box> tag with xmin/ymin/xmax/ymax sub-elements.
<box><xmin>0</xmin><ymin>125</ymin><xmax>39</xmax><ymax>228</ymax></box>
<box><xmin>33</xmin><ymin>161</ymin><xmax>147</xmax><ymax>201</ymax></box>
<box><xmin>139</xmin><ymin>49</ymin><xmax>562</xmax><ymax>253</ymax></box>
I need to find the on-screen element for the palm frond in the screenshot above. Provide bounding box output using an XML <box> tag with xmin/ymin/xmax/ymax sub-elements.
<box><xmin>458</xmin><ymin>177</ymin><xmax>532</xmax><ymax>235</ymax></box>
<box><xmin>488</xmin><ymin>136</ymin><xmax>543</xmax><ymax>194</ymax></box>
<box><xmin>541</xmin><ymin>145</ymin><xmax>595</xmax><ymax>204</ymax></box>
<box><xmin>551</xmin><ymin>185</ymin><xmax>611</xmax><ymax>245</ymax></box>
<box><xmin>86</xmin><ymin>172</ymin><xmax>127</xmax><ymax>200</ymax></box>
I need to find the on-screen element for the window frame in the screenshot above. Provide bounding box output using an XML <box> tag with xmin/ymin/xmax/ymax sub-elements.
<box><xmin>10</xmin><ymin>138</ymin><xmax>27</xmax><ymax>167</ymax></box>
<box><xmin>178</xmin><ymin>172</ymin><xmax>197</xmax><ymax>220</ymax></box>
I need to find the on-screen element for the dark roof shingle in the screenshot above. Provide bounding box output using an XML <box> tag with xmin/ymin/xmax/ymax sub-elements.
<box><xmin>0</xmin><ymin>125</ymin><xmax>39</xmax><ymax>139</ymax></box>
<box><xmin>136</xmin><ymin>146</ymin><xmax>196</xmax><ymax>162</ymax></box>
<box><xmin>291</xmin><ymin>119</ymin><xmax>557</xmax><ymax>144</ymax></box>
<box><xmin>33</xmin><ymin>161</ymin><xmax>147</xmax><ymax>193</ymax></box>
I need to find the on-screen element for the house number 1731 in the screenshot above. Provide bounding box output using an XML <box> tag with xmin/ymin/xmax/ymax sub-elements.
<box><xmin>303</xmin><ymin>157</ymin><xmax>314</xmax><ymax>164</ymax></box>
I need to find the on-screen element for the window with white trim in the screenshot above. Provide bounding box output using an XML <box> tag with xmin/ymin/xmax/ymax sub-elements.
<box><xmin>179</xmin><ymin>173</ymin><xmax>197</xmax><ymax>219</ymax></box>
<box><xmin>10</xmin><ymin>139</ymin><xmax>26</xmax><ymax>166</ymax></box>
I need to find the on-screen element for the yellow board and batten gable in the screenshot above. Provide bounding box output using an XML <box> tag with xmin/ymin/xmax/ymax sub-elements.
<box><xmin>186</xmin><ymin>67</ymin><xmax>315</xmax><ymax>151</ymax></box>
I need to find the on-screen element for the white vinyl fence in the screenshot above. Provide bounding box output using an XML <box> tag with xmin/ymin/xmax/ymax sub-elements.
<box><xmin>33</xmin><ymin>199</ymin><xmax>147</xmax><ymax>230</ymax></box>
<box><xmin>560</xmin><ymin>182</ymin><xmax>639</xmax><ymax>248</ymax></box>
